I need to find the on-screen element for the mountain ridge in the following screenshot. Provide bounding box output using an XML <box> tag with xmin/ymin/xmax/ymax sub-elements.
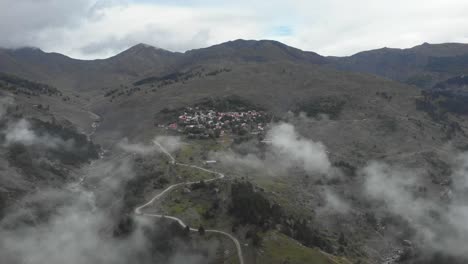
<box><xmin>2</xmin><ymin>38</ymin><xmax>468</xmax><ymax>264</ymax></box>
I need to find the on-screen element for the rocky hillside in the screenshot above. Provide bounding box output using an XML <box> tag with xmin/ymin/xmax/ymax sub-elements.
<box><xmin>1</xmin><ymin>40</ymin><xmax>468</xmax><ymax>263</ymax></box>
<box><xmin>328</xmin><ymin>42</ymin><xmax>468</xmax><ymax>89</ymax></box>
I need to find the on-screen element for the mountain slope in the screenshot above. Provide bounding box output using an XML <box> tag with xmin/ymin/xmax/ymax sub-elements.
<box><xmin>0</xmin><ymin>40</ymin><xmax>327</xmax><ymax>94</ymax></box>
<box><xmin>1</xmin><ymin>40</ymin><xmax>468</xmax><ymax>264</ymax></box>
<box><xmin>329</xmin><ymin>42</ymin><xmax>468</xmax><ymax>88</ymax></box>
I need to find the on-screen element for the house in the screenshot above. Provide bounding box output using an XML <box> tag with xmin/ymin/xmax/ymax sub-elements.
<box><xmin>166</xmin><ymin>106</ymin><xmax>270</xmax><ymax>139</ymax></box>
<box><xmin>168</xmin><ymin>123</ymin><xmax>178</xmax><ymax>130</ymax></box>
<box><xmin>204</xmin><ymin>160</ymin><xmax>217</xmax><ymax>165</ymax></box>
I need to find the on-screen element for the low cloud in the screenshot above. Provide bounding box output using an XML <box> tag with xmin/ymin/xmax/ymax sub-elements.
<box><xmin>362</xmin><ymin>157</ymin><xmax>468</xmax><ymax>259</ymax></box>
<box><xmin>319</xmin><ymin>188</ymin><xmax>350</xmax><ymax>215</ymax></box>
<box><xmin>0</xmin><ymin>138</ymin><xmax>211</xmax><ymax>264</ymax></box>
<box><xmin>269</xmin><ymin>123</ymin><xmax>331</xmax><ymax>174</ymax></box>
<box><xmin>0</xmin><ymin>188</ymin><xmax>152</xmax><ymax>264</ymax></box>
<box><xmin>213</xmin><ymin>122</ymin><xmax>332</xmax><ymax>177</ymax></box>
<box><xmin>118</xmin><ymin>136</ymin><xmax>182</xmax><ymax>156</ymax></box>
<box><xmin>0</xmin><ymin>141</ymin><xmax>145</xmax><ymax>263</ymax></box>
<box><xmin>4</xmin><ymin>119</ymin><xmax>74</xmax><ymax>150</ymax></box>
<box><xmin>154</xmin><ymin>135</ymin><xmax>183</xmax><ymax>153</ymax></box>
<box><xmin>118</xmin><ymin>138</ymin><xmax>156</xmax><ymax>155</ymax></box>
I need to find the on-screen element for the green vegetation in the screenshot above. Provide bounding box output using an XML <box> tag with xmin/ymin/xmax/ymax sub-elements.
<box><xmin>426</xmin><ymin>54</ymin><xmax>468</xmax><ymax>74</ymax></box>
<box><xmin>30</xmin><ymin>118</ymin><xmax>100</xmax><ymax>164</ymax></box>
<box><xmin>258</xmin><ymin>231</ymin><xmax>336</xmax><ymax>264</ymax></box>
<box><xmin>294</xmin><ymin>96</ymin><xmax>346</xmax><ymax>119</ymax></box>
<box><xmin>160</xmin><ymin>181</ymin><xmax>223</xmax><ymax>228</ymax></box>
<box><xmin>4</xmin><ymin>118</ymin><xmax>100</xmax><ymax>176</ymax></box>
<box><xmin>378</xmin><ymin>115</ymin><xmax>398</xmax><ymax>133</ymax></box>
<box><xmin>415</xmin><ymin>95</ymin><xmax>466</xmax><ymax>139</ymax></box>
<box><xmin>0</xmin><ymin>72</ymin><xmax>61</xmax><ymax>96</ymax></box>
<box><xmin>230</xmin><ymin>180</ymin><xmax>335</xmax><ymax>253</ymax></box>
<box><xmin>415</xmin><ymin>91</ymin><xmax>468</xmax><ymax>132</ymax></box>
<box><xmin>434</xmin><ymin>75</ymin><xmax>468</xmax><ymax>90</ymax></box>
<box><xmin>194</xmin><ymin>95</ymin><xmax>263</xmax><ymax>112</ymax></box>
<box><xmin>173</xmin><ymin>165</ymin><xmax>214</xmax><ymax>182</ymax></box>
<box><xmin>405</xmin><ymin>74</ymin><xmax>433</xmax><ymax>88</ymax></box>
<box><xmin>333</xmin><ymin>161</ymin><xmax>357</xmax><ymax>177</ymax></box>
<box><xmin>230</xmin><ymin>181</ymin><xmax>281</xmax><ymax>226</ymax></box>
<box><xmin>134</xmin><ymin>67</ymin><xmax>231</xmax><ymax>86</ymax></box>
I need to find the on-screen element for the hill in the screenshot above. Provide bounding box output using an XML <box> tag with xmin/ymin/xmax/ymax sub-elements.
<box><xmin>328</xmin><ymin>42</ymin><xmax>468</xmax><ymax>89</ymax></box>
<box><xmin>1</xmin><ymin>39</ymin><xmax>468</xmax><ymax>264</ymax></box>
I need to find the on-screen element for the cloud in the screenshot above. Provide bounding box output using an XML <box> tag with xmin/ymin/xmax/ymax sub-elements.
<box><xmin>0</xmin><ymin>137</ymin><xmax>146</xmax><ymax>263</ymax></box>
<box><xmin>213</xmin><ymin>122</ymin><xmax>331</xmax><ymax>177</ymax></box>
<box><xmin>0</xmin><ymin>187</ymin><xmax>152</xmax><ymax>264</ymax></box>
<box><xmin>118</xmin><ymin>136</ymin><xmax>181</xmax><ymax>156</ymax></box>
<box><xmin>2</xmin><ymin>0</ymin><xmax>468</xmax><ymax>58</ymax></box>
<box><xmin>319</xmin><ymin>188</ymin><xmax>350</xmax><ymax>214</ymax></box>
<box><xmin>269</xmin><ymin>123</ymin><xmax>331</xmax><ymax>175</ymax></box>
<box><xmin>118</xmin><ymin>138</ymin><xmax>156</xmax><ymax>155</ymax></box>
<box><xmin>362</xmin><ymin>158</ymin><xmax>468</xmax><ymax>259</ymax></box>
<box><xmin>0</xmin><ymin>137</ymin><xmax>213</xmax><ymax>264</ymax></box>
<box><xmin>154</xmin><ymin>135</ymin><xmax>183</xmax><ymax>153</ymax></box>
<box><xmin>0</xmin><ymin>0</ymin><xmax>96</xmax><ymax>49</ymax></box>
<box><xmin>4</xmin><ymin>119</ymin><xmax>74</xmax><ymax>150</ymax></box>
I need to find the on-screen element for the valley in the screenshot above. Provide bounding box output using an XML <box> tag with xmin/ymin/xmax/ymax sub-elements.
<box><xmin>1</xmin><ymin>39</ymin><xmax>468</xmax><ymax>264</ymax></box>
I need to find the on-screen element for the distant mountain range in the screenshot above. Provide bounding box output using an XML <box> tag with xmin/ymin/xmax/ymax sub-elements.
<box><xmin>2</xmin><ymin>39</ymin><xmax>468</xmax><ymax>144</ymax></box>
<box><xmin>3</xmin><ymin>40</ymin><xmax>468</xmax><ymax>92</ymax></box>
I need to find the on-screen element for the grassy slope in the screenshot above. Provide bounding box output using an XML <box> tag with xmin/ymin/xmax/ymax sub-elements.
<box><xmin>258</xmin><ymin>231</ymin><xmax>349</xmax><ymax>264</ymax></box>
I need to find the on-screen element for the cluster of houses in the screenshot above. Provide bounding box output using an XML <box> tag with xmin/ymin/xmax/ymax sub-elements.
<box><xmin>165</xmin><ymin>107</ymin><xmax>270</xmax><ymax>139</ymax></box>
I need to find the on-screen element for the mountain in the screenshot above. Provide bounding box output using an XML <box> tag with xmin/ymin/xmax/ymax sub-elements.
<box><xmin>184</xmin><ymin>39</ymin><xmax>327</xmax><ymax>64</ymax></box>
<box><xmin>2</xmin><ymin>40</ymin><xmax>468</xmax><ymax>264</ymax></box>
<box><xmin>328</xmin><ymin>42</ymin><xmax>468</xmax><ymax>88</ymax></box>
<box><xmin>0</xmin><ymin>40</ymin><xmax>327</xmax><ymax>94</ymax></box>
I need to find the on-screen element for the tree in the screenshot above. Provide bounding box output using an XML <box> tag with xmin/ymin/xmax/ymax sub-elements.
<box><xmin>252</xmin><ymin>232</ymin><xmax>262</xmax><ymax>247</ymax></box>
<box><xmin>338</xmin><ymin>232</ymin><xmax>347</xmax><ymax>245</ymax></box>
<box><xmin>198</xmin><ymin>225</ymin><xmax>205</xmax><ymax>236</ymax></box>
<box><xmin>184</xmin><ymin>226</ymin><xmax>191</xmax><ymax>237</ymax></box>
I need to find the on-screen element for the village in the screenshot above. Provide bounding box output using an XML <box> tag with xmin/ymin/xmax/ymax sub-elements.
<box><xmin>162</xmin><ymin>107</ymin><xmax>270</xmax><ymax>140</ymax></box>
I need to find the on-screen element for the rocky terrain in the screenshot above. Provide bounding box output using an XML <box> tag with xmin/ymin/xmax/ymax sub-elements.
<box><xmin>1</xmin><ymin>40</ymin><xmax>468</xmax><ymax>264</ymax></box>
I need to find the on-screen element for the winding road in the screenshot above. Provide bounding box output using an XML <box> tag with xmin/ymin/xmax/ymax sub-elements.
<box><xmin>134</xmin><ymin>140</ymin><xmax>244</xmax><ymax>264</ymax></box>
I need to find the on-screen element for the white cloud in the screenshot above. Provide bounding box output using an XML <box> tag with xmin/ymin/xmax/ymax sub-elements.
<box><xmin>269</xmin><ymin>123</ymin><xmax>331</xmax><ymax>175</ymax></box>
<box><xmin>317</xmin><ymin>188</ymin><xmax>350</xmax><ymax>215</ymax></box>
<box><xmin>213</xmin><ymin>123</ymin><xmax>331</xmax><ymax>177</ymax></box>
<box><xmin>118</xmin><ymin>136</ymin><xmax>182</xmax><ymax>155</ymax></box>
<box><xmin>2</xmin><ymin>0</ymin><xmax>468</xmax><ymax>58</ymax></box>
<box><xmin>4</xmin><ymin>119</ymin><xmax>75</xmax><ymax>150</ymax></box>
<box><xmin>362</xmin><ymin>158</ymin><xmax>468</xmax><ymax>258</ymax></box>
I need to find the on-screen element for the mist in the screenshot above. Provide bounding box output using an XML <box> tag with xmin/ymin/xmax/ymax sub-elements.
<box><xmin>212</xmin><ymin>122</ymin><xmax>332</xmax><ymax>178</ymax></box>
<box><xmin>362</xmin><ymin>156</ymin><xmax>468</xmax><ymax>259</ymax></box>
<box><xmin>4</xmin><ymin>119</ymin><xmax>75</xmax><ymax>150</ymax></box>
<box><xmin>318</xmin><ymin>188</ymin><xmax>350</xmax><ymax>215</ymax></box>
<box><xmin>154</xmin><ymin>135</ymin><xmax>183</xmax><ymax>153</ymax></box>
<box><xmin>118</xmin><ymin>135</ymin><xmax>182</xmax><ymax>155</ymax></box>
<box><xmin>0</xmin><ymin>130</ymin><xmax>210</xmax><ymax>264</ymax></box>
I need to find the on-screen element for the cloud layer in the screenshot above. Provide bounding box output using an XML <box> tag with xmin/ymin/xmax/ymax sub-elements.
<box><xmin>2</xmin><ymin>0</ymin><xmax>468</xmax><ymax>58</ymax></box>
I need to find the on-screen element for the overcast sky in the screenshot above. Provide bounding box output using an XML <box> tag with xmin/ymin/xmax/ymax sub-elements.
<box><xmin>2</xmin><ymin>0</ymin><xmax>468</xmax><ymax>59</ymax></box>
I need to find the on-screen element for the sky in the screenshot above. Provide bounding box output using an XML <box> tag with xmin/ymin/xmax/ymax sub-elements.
<box><xmin>2</xmin><ymin>0</ymin><xmax>468</xmax><ymax>59</ymax></box>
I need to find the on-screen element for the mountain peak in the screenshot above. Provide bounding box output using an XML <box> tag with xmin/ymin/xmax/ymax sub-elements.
<box><xmin>13</xmin><ymin>46</ymin><xmax>42</xmax><ymax>51</ymax></box>
<box><xmin>111</xmin><ymin>43</ymin><xmax>175</xmax><ymax>60</ymax></box>
<box><xmin>134</xmin><ymin>43</ymin><xmax>155</xmax><ymax>49</ymax></box>
<box><xmin>129</xmin><ymin>43</ymin><xmax>167</xmax><ymax>52</ymax></box>
<box><xmin>8</xmin><ymin>46</ymin><xmax>44</xmax><ymax>54</ymax></box>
